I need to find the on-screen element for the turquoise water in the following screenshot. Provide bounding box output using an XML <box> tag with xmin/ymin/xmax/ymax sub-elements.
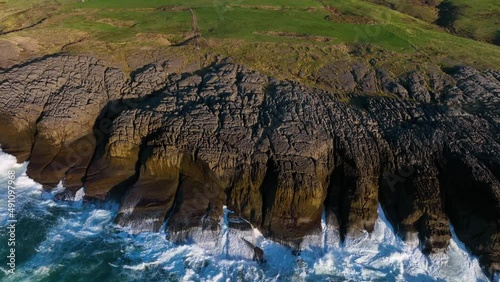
<box><xmin>0</xmin><ymin>150</ymin><xmax>491</xmax><ymax>282</ymax></box>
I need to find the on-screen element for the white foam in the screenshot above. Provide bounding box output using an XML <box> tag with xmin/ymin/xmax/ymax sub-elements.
<box><xmin>0</xmin><ymin>151</ymin><xmax>24</xmax><ymax>176</ymax></box>
<box><xmin>0</xmin><ymin>148</ymin><xmax>493</xmax><ymax>281</ymax></box>
<box><xmin>74</xmin><ymin>188</ymin><xmax>85</xmax><ymax>201</ymax></box>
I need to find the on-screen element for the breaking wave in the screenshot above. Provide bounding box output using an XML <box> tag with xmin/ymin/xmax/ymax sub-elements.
<box><xmin>0</xmin><ymin>150</ymin><xmax>491</xmax><ymax>281</ymax></box>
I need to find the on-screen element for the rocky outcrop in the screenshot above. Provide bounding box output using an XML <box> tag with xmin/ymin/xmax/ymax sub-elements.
<box><xmin>242</xmin><ymin>238</ymin><xmax>265</xmax><ymax>263</ymax></box>
<box><xmin>0</xmin><ymin>55</ymin><xmax>498</xmax><ymax>276</ymax></box>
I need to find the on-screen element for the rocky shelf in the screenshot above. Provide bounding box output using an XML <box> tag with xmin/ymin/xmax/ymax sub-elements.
<box><xmin>0</xmin><ymin>55</ymin><xmax>498</xmax><ymax>276</ymax></box>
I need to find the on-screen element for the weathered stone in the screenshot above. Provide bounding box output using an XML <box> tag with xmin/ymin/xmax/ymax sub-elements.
<box><xmin>0</xmin><ymin>55</ymin><xmax>499</xmax><ymax>276</ymax></box>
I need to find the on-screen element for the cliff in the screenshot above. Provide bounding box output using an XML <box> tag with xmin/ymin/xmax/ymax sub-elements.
<box><xmin>0</xmin><ymin>55</ymin><xmax>498</xmax><ymax>275</ymax></box>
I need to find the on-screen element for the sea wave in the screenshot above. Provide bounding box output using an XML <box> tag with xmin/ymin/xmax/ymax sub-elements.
<box><xmin>0</xmin><ymin>149</ymin><xmax>490</xmax><ymax>281</ymax></box>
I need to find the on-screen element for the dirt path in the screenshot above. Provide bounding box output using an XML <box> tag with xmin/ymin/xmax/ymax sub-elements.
<box><xmin>189</xmin><ymin>8</ymin><xmax>200</xmax><ymax>35</ymax></box>
<box><xmin>173</xmin><ymin>8</ymin><xmax>202</xmax><ymax>46</ymax></box>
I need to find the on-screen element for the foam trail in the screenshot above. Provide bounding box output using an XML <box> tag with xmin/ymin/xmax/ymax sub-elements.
<box><xmin>0</xmin><ymin>149</ymin><xmax>493</xmax><ymax>281</ymax></box>
<box><xmin>321</xmin><ymin>208</ymin><xmax>327</xmax><ymax>253</ymax></box>
<box><xmin>220</xmin><ymin>206</ymin><xmax>230</xmax><ymax>258</ymax></box>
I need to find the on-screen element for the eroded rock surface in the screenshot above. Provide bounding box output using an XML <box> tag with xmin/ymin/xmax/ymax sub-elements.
<box><xmin>0</xmin><ymin>55</ymin><xmax>499</xmax><ymax>275</ymax></box>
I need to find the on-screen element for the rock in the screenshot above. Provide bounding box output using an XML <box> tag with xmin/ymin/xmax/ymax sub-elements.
<box><xmin>241</xmin><ymin>238</ymin><xmax>265</xmax><ymax>263</ymax></box>
<box><xmin>316</xmin><ymin>60</ymin><xmax>377</xmax><ymax>95</ymax></box>
<box><xmin>0</xmin><ymin>55</ymin><xmax>499</xmax><ymax>275</ymax></box>
<box><xmin>376</xmin><ymin>68</ymin><xmax>409</xmax><ymax>98</ymax></box>
<box><xmin>400</xmin><ymin>71</ymin><xmax>432</xmax><ymax>102</ymax></box>
<box><xmin>0</xmin><ymin>55</ymin><xmax>178</xmax><ymax>193</ymax></box>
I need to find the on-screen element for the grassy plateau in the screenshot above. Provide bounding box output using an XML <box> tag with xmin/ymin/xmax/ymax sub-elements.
<box><xmin>0</xmin><ymin>0</ymin><xmax>498</xmax><ymax>87</ymax></box>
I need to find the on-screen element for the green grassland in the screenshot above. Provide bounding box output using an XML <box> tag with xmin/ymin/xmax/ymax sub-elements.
<box><xmin>0</xmin><ymin>0</ymin><xmax>498</xmax><ymax>86</ymax></box>
<box><xmin>364</xmin><ymin>0</ymin><xmax>499</xmax><ymax>45</ymax></box>
<box><xmin>446</xmin><ymin>0</ymin><xmax>499</xmax><ymax>44</ymax></box>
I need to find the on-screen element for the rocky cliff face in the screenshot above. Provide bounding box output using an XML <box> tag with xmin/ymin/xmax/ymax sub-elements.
<box><xmin>0</xmin><ymin>55</ymin><xmax>498</xmax><ymax>276</ymax></box>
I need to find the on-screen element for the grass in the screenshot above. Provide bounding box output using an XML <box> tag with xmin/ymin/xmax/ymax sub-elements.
<box><xmin>364</xmin><ymin>0</ymin><xmax>442</xmax><ymax>22</ymax></box>
<box><xmin>444</xmin><ymin>0</ymin><xmax>500</xmax><ymax>44</ymax></box>
<box><xmin>361</xmin><ymin>0</ymin><xmax>499</xmax><ymax>45</ymax></box>
<box><xmin>69</xmin><ymin>0</ymin><xmax>323</xmax><ymax>9</ymax></box>
<box><xmin>195</xmin><ymin>7</ymin><xmax>412</xmax><ymax>50</ymax></box>
<box><xmin>60</xmin><ymin>10</ymin><xmax>192</xmax><ymax>42</ymax></box>
<box><xmin>58</xmin><ymin>0</ymin><xmax>411</xmax><ymax>50</ymax></box>
<box><xmin>0</xmin><ymin>0</ymin><xmax>498</xmax><ymax>90</ymax></box>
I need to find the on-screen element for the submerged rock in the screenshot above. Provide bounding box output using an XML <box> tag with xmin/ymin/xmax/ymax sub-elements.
<box><xmin>0</xmin><ymin>55</ymin><xmax>498</xmax><ymax>276</ymax></box>
<box><xmin>241</xmin><ymin>238</ymin><xmax>265</xmax><ymax>263</ymax></box>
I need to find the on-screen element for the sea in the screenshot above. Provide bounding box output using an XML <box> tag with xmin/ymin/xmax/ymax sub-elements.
<box><xmin>0</xmin><ymin>149</ymin><xmax>493</xmax><ymax>282</ymax></box>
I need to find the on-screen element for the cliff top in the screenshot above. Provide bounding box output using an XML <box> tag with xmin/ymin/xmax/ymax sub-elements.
<box><xmin>0</xmin><ymin>0</ymin><xmax>499</xmax><ymax>91</ymax></box>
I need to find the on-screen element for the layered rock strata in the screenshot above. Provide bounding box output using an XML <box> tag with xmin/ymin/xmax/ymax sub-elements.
<box><xmin>0</xmin><ymin>55</ymin><xmax>498</xmax><ymax>275</ymax></box>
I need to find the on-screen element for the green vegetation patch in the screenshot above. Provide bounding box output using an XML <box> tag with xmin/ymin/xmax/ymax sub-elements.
<box><xmin>442</xmin><ymin>0</ymin><xmax>499</xmax><ymax>44</ymax></box>
<box><xmin>0</xmin><ymin>0</ymin><xmax>499</xmax><ymax>88</ymax></box>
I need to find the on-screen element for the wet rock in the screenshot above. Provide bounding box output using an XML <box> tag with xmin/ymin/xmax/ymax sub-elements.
<box><xmin>242</xmin><ymin>238</ymin><xmax>265</xmax><ymax>263</ymax></box>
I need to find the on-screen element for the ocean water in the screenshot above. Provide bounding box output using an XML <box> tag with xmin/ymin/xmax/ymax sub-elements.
<box><xmin>0</xmin><ymin>149</ymin><xmax>492</xmax><ymax>282</ymax></box>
